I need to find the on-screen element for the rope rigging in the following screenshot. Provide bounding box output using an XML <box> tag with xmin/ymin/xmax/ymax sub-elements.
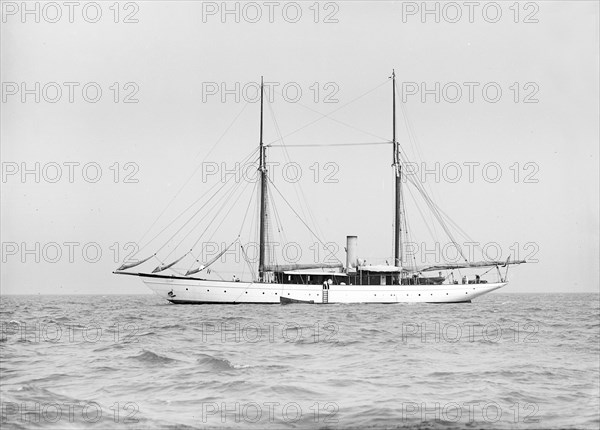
<box><xmin>130</xmin><ymin>146</ymin><xmax>259</xmax><ymax>260</ymax></box>
<box><xmin>266</xmin><ymin>78</ymin><xmax>391</xmax><ymax>146</ymax></box>
<box><xmin>132</xmin><ymin>102</ymin><xmax>252</xmax><ymax>253</ymax></box>
<box><xmin>266</xmin><ymin>176</ymin><xmax>344</xmax><ymax>266</ymax></box>
<box><xmin>117</xmin><ymin>75</ymin><xmax>498</xmax><ymax>279</ymax></box>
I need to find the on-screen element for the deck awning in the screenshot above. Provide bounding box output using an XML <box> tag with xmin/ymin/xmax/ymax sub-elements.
<box><xmin>358</xmin><ymin>265</ymin><xmax>402</xmax><ymax>273</ymax></box>
<box><xmin>282</xmin><ymin>271</ymin><xmax>347</xmax><ymax>276</ymax></box>
<box><xmin>267</xmin><ymin>262</ymin><xmax>343</xmax><ymax>272</ymax></box>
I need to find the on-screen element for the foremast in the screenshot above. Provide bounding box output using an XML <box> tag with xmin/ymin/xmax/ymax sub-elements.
<box><xmin>392</xmin><ymin>70</ymin><xmax>403</xmax><ymax>273</ymax></box>
<box><xmin>258</xmin><ymin>76</ymin><xmax>268</xmax><ymax>282</ymax></box>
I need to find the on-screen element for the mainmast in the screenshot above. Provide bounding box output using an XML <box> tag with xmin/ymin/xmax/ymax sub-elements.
<box><xmin>258</xmin><ymin>76</ymin><xmax>268</xmax><ymax>281</ymax></box>
<box><xmin>392</xmin><ymin>70</ymin><xmax>402</xmax><ymax>269</ymax></box>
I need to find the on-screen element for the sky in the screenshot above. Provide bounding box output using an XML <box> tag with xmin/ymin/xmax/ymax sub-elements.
<box><xmin>1</xmin><ymin>0</ymin><xmax>599</xmax><ymax>294</ymax></box>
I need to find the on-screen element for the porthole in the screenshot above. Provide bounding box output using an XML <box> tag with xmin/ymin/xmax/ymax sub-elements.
<box><xmin>186</xmin><ymin>288</ymin><xmax>188</xmax><ymax>291</ymax></box>
<box><xmin>418</xmin><ymin>294</ymin><xmax>421</xmax><ymax>296</ymax></box>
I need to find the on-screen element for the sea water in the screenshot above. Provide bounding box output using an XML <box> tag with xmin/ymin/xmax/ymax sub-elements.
<box><xmin>1</xmin><ymin>293</ymin><xmax>598</xmax><ymax>429</ymax></box>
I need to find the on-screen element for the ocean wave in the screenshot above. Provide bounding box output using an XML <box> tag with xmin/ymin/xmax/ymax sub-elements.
<box><xmin>195</xmin><ymin>353</ymin><xmax>238</xmax><ymax>371</ymax></box>
<box><xmin>129</xmin><ymin>349</ymin><xmax>177</xmax><ymax>364</ymax></box>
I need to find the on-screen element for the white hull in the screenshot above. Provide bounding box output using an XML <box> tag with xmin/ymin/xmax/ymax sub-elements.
<box><xmin>139</xmin><ymin>275</ymin><xmax>506</xmax><ymax>304</ymax></box>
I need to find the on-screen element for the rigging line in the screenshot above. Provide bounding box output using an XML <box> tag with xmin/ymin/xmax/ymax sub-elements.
<box><xmin>266</xmin><ymin>186</ymin><xmax>281</xmax><ymax>268</ymax></box>
<box><xmin>133</xmin><ymin>102</ymin><xmax>251</xmax><ymax>251</ymax></box>
<box><xmin>396</xmin><ymin>85</ymin><xmax>426</xmax><ymax>170</ymax></box>
<box><xmin>238</xmin><ymin>240</ymin><xmax>247</xmax><ymax>282</ymax></box>
<box><xmin>402</xmin><ymin>199</ymin><xmax>419</xmax><ymax>271</ymax></box>
<box><xmin>404</xmin><ymin>172</ymin><xmax>454</xmax><ymax>243</ymax></box>
<box><xmin>231</xmin><ymin>181</ymin><xmax>259</xmax><ymax>280</ymax></box>
<box><xmin>267</xmin><ymin>142</ymin><xmax>391</xmax><ymax>148</ymax></box>
<box><xmin>159</xmin><ymin>176</ymin><xmax>244</xmax><ymax>264</ymax></box>
<box><xmin>247</xmin><ymin>179</ymin><xmax>260</xmax><ymax>255</ymax></box>
<box><xmin>181</xmin><ymin>179</ymin><xmax>250</xmax><ymax>271</ymax></box>
<box><xmin>134</xmin><ymin>146</ymin><xmax>259</xmax><ymax>257</ymax></box>
<box><xmin>200</xmin><ymin>180</ymin><xmax>254</xmax><ymax>249</ymax></box>
<box><xmin>437</xmin><ymin>212</ymin><xmax>483</xmax><ymax>260</ymax></box>
<box><xmin>267</xmin><ymin>176</ymin><xmax>343</xmax><ymax>265</ymax></box>
<box><xmin>403</xmin><ymin>182</ymin><xmax>439</xmax><ymax>266</ymax></box>
<box><xmin>413</xmin><ymin>184</ymin><xmax>458</xmax><ymax>249</ymax></box>
<box><xmin>295</xmin><ymin>181</ymin><xmax>325</xmax><ymax>248</ymax></box>
<box><xmin>187</xmin><ymin>238</ymin><xmax>240</xmax><ymax>274</ymax></box>
<box><xmin>433</xmin><ymin>202</ymin><xmax>482</xmax><ymax>249</ymax></box>
<box><xmin>154</xmin><ymin>173</ymin><xmax>242</xmax><ymax>261</ymax></box>
<box><xmin>266</xmin><ymin>98</ymin><xmax>321</xmax><ymax>243</ymax></box>
<box><xmin>436</xmin><ymin>208</ymin><xmax>478</xmax><ymax>246</ymax></box>
<box><xmin>266</xmin><ymin>78</ymin><xmax>391</xmax><ymax>145</ymax></box>
<box><xmin>479</xmin><ymin>266</ymin><xmax>496</xmax><ymax>277</ymax></box>
<box><xmin>187</xmin><ymin>183</ymin><xmax>255</xmax><ymax>268</ymax></box>
<box><xmin>268</xmin><ymin>183</ymin><xmax>289</xmax><ymax>248</ymax></box>
<box><xmin>210</xmin><ymin>268</ymin><xmax>225</xmax><ymax>281</ymax></box>
<box><xmin>240</xmin><ymin>245</ymin><xmax>257</xmax><ymax>282</ymax></box>
<box><xmin>193</xmin><ymin>101</ymin><xmax>251</xmax><ymax>160</ymax></box>
<box><xmin>266</xmin><ymin>98</ymin><xmax>328</xmax><ymax>244</ymax></box>
<box><xmin>400</xmin><ymin>178</ymin><xmax>416</xmax><ymax>269</ymax></box>
<box><xmin>236</xmin><ymin>184</ymin><xmax>259</xmax><ymax>278</ymax></box>
<box><xmin>398</xmin><ymin>151</ymin><xmax>446</xmax><ymax>243</ymax></box>
<box><xmin>271</xmin><ymin>90</ymin><xmax>391</xmax><ymax>143</ymax></box>
<box><xmin>399</xmin><ymin>151</ymin><xmax>480</xmax><ymax>249</ymax></box>
<box><xmin>152</xmin><ymin>152</ymin><xmax>253</xmax><ymax>259</ymax></box>
<box><xmin>247</xmin><ymin>183</ymin><xmax>258</xmax><ymax>254</ymax></box>
<box><xmin>186</xmin><ymin>174</ymin><xmax>253</xmax><ymax>258</ymax></box>
<box><xmin>406</xmin><ymin>173</ymin><xmax>467</xmax><ymax>261</ymax></box>
<box><xmin>404</xmin><ymin>173</ymin><xmax>440</xmax><ymax>245</ymax></box>
<box><xmin>268</xmin><ymin>184</ymin><xmax>283</xmax><ymax>235</ymax></box>
<box><xmin>397</xmin><ymin>91</ymin><xmax>423</xmax><ymax>165</ymax></box>
<box><xmin>399</xmin><ymin>140</ymin><xmax>437</xmax><ymax>239</ymax></box>
<box><xmin>266</xmin><ymin>98</ymin><xmax>319</xmax><ymax>240</ymax></box>
<box><xmin>394</xmin><ymin>81</ymin><xmax>447</xmax><ymax>253</ymax></box>
<box><xmin>134</xmin><ymin>177</ymin><xmax>223</xmax><ymax>257</ymax></box>
<box><xmin>396</xmin><ymin>87</ymin><xmax>441</xmax><ymax>237</ymax></box>
<box><xmin>238</xmin><ymin>179</ymin><xmax>259</xmax><ymax>238</ymax></box>
<box><xmin>268</xmin><ymin>198</ymin><xmax>279</xmax><ymax>268</ymax></box>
